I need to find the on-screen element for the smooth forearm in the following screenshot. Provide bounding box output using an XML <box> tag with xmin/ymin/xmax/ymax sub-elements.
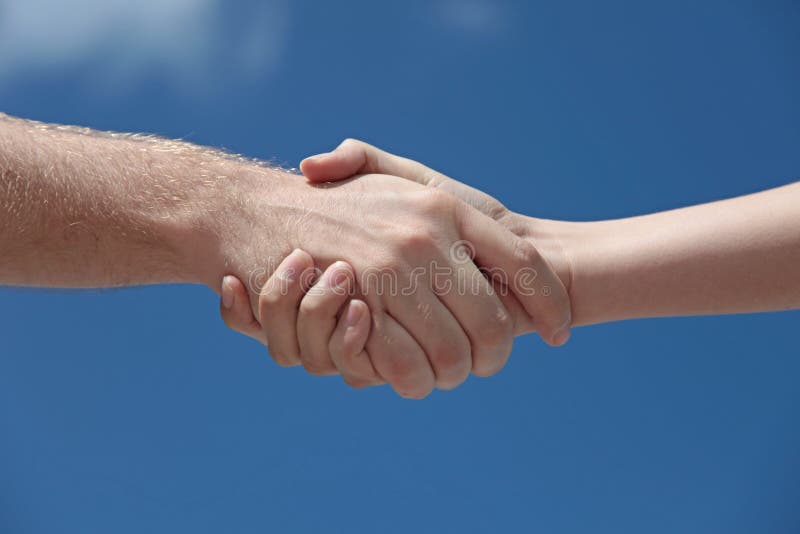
<box><xmin>527</xmin><ymin>182</ymin><xmax>800</xmax><ymax>326</ymax></box>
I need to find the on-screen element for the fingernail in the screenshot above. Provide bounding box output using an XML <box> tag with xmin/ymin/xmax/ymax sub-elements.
<box><xmin>277</xmin><ymin>249</ymin><xmax>305</xmax><ymax>282</ymax></box>
<box><xmin>221</xmin><ymin>276</ymin><xmax>235</xmax><ymax>309</ymax></box>
<box><xmin>305</xmin><ymin>152</ymin><xmax>330</xmax><ymax>163</ymax></box>
<box><xmin>330</xmin><ymin>262</ymin><xmax>351</xmax><ymax>289</ymax></box>
<box><xmin>552</xmin><ymin>325</ymin><xmax>571</xmax><ymax>346</ymax></box>
<box><xmin>344</xmin><ymin>301</ymin><xmax>363</xmax><ymax>328</ymax></box>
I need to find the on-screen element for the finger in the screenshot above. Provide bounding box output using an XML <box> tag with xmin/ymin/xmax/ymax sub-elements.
<box><xmin>329</xmin><ymin>299</ymin><xmax>383</xmax><ymax>389</ymax></box>
<box><xmin>366</xmin><ymin>310</ymin><xmax>436</xmax><ymax>400</ymax></box>
<box><xmin>301</xmin><ymin>139</ymin><xmax>440</xmax><ymax>186</ymax></box>
<box><xmin>382</xmin><ymin>285</ymin><xmax>472</xmax><ymax>390</ymax></box>
<box><xmin>220</xmin><ymin>275</ymin><xmax>263</xmax><ymax>341</ymax></box>
<box><xmin>492</xmin><ymin>285</ymin><xmax>536</xmax><ymax>336</ymax></box>
<box><xmin>259</xmin><ymin>248</ymin><xmax>317</xmax><ymax>367</ymax></box>
<box><xmin>301</xmin><ymin>139</ymin><xmax>508</xmax><ymax>220</ymax></box>
<box><xmin>433</xmin><ymin>251</ymin><xmax>515</xmax><ymax>378</ymax></box>
<box><xmin>456</xmin><ymin>205</ymin><xmax>572</xmax><ymax>346</ymax></box>
<box><xmin>297</xmin><ymin>261</ymin><xmax>355</xmax><ymax>376</ymax></box>
<box><xmin>300</xmin><ymin>140</ymin><xmax>370</xmax><ymax>182</ymax></box>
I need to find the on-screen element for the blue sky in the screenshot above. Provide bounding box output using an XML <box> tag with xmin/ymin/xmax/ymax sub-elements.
<box><xmin>1</xmin><ymin>1</ymin><xmax>799</xmax><ymax>532</ymax></box>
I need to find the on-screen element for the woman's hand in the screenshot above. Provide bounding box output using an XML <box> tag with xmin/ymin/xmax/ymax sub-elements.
<box><xmin>300</xmin><ymin>139</ymin><xmax>574</xmax><ymax>337</ymax></box>
<box><xmin>220</xmin><ymin>253</ymin><xmax>379</xmax><ymax>390</ymax></box>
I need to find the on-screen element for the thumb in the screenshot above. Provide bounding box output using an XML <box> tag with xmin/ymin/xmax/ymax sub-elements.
<box><xmin>301</xmin><ymin>139</ymin><xmax>370</xmax><ymax>182</ymax></box>
<box><xmin>220</xmin><ymin>275</ymin><xmax>264</xmax><ymax>343</ymax></box>
<box><xmin>301</xmin><ymin>138</ymin><xmax>438</xmax><ymax>186</ymax></box>
<box><xmin>302</xmin><ymin>139</ymin><xmax>511</xmax><ymax>223</ymax></box>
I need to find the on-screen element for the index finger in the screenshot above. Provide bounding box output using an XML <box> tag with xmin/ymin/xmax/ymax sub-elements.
<box><xmin>456</xmin><ymin>204</ymin><xmax>572</xmax><ymax>346</ymax></box>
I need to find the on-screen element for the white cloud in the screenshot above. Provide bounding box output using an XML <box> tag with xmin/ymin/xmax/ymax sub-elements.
<box><xmin>435</xmin><ymin>0</ymin><xmax>508</xmax><ymax>35</ymax></box>
<box><xmin>0</xmin><ymin>0</ymin><xmax>290</xmax><ymax>93</ymax></box>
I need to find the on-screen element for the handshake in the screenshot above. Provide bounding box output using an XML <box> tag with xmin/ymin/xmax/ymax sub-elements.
<box><xmin>3</xmin><ymin>113</ymin><xmax>795</xmax><ymax>399</ymax></box>
<box><xmin>217</xmin><ymin>139</ymin><xmax>573</xmax><ymax>399</ymax></box>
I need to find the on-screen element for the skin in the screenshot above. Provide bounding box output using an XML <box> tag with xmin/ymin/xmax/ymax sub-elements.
<box><xmin>221</xmin><ymin>139</ymin><xmax>800</xmax><ymax>391</ymax></box>
<box><xmin>0</xmin><ymin>114</ymin><xmax>571</xmax><ymax>399</ymax></box>
<box><xmin>221</xmin><ymin>255</ymin><xmax>375</xmax><ymax>389</ymax></box>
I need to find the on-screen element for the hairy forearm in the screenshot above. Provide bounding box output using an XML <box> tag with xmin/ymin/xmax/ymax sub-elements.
<box><xmin>528</xmin><ymin>182</ymin><xmax>800</xmax><ymax>326</ymax></box>
<box><xmin>0</xmin><ymin>113</ymin><xmax>280</xmax><ymax>288</ymax></box>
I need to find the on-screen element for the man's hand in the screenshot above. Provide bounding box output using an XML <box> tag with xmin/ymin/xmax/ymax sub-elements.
<box><xmin>207</xmin><ymin>171</ymin><xmax>571</xmax><ymax>398</ymax></box>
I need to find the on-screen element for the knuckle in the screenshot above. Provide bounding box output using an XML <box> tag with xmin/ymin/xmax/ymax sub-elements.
<box><xmin>472</xmin><ymin>358</ymin><xmax>507</xmax><ymax>378</ymax></box>
<box><xmin>368</xmin><ymin>250</ymin><xmax>408</xmax><ymax>277</ymax></box>
<box><xmin>472</xmin><ymin>347</ymin><xmax>512</xmax><ymax>378</ymax></box>
<box><xmin>428</xmin><ymin>343</ymin><xmax>470</xmax><ymax>389</ymax></box>
<box><xmin>436</xmin><ymin>371</ymin><xmax>469</xmax><ymax>391</ymax></box>
<box><xmin>339</xmin><ymin>137</ymin><xmax>361</xmax><ymax>150</ymax></box>
<box><xmin>274</xmin><ymin>357</ymin><xmax>298</xmax><ymax>368</ymax></box>
<box><xmin>479</xmin><ymin>308</ymin><xmax>514</xmax><ymax>348</ymax></box>
<box><xmin>342</xmin><ymin>375</ymin><xmax>377</xmax><ymax>390</ymax></box>
<box><xmin>298</xmin><ymin>295</ymin><xmax>327</xmax><ymax>318</ymax></box>
<box><xmin>471</xmin><ymin>314</ymin><xmax>514</xmax><ymax>378</ymax></box>
<box><xmin>269</xmin><ymin>348</ymin><xmax>299</xmax><ymax>368</ymax></box>
<box><xmin>392</xmin><ymin>226</ymin><xmax>438</xmax><ymax>255</ymax></box>
<box><xmin>301</xmin><ymin>357</ymin><xmax>334</xmax><ymax>376</ymax></box>
<box><xmin>535</xmin><ymin>286</ymin><xmax>571</xmax><ymax>334</ymax></box>
<box><xmin>260</xmin><ymin>286</ymin><xmax>286</xmax><ymax>311</ymax></box>
<box><xmin>555</xmin><ymin>294</ymin><xmax>573</xmax><ymax>327</ymax></box>
<box><xmin>513</xmin><ymin>239</ymin><xmax>542</xmax><ymax>267</ymax></box>
<box><xmin>298</xmin><ymin>347</ymin><xmax>332</xmax><ymax>376</ymax></box>
<box><xmin>339</xmin><ymin>347</ymin><xmax>366</xmax><ymax>370</ymax></box>
<box><xmin>327</xmin><ymin>336</ymin><xmax>351</xmax><ymax>367</ymax></box>
<box><xmin>381</xmin><ymin>357</ymin><xmax>433</xmax><ymax>398</ymax></box>
<box><xmin>415</xmin><ymin>188</ymin><xmax>453</xmax><ymax>212</ymax></box>
<box><xmin>382</xmin><ymin>354</ymin><xmax>417</xmax><ymax>384</ymax></box>
<box><xmin>396</xmin><ymin>386</ymin><xmax>432</xmax><ymax>400</ymax></box>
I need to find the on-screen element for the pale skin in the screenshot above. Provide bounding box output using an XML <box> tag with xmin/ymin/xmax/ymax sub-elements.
<box><xmin>221</xmin><ymin>139</ymin><xmax>800</xmax><ymax>390</ymax></box>
<box><xmin>0</xmin><ymin>114</ymin><xmax>572</xmax><ymax>399</ymax></box>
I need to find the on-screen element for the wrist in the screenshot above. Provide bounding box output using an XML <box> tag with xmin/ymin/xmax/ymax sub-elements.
<box><xmin>172</xmin><ymin>162</ymin><xmax>301</xmax><ymax>290</ymax></box>
<box><xmin>157</xmin><ymin>159</ymin><xmax>245</xmax><ymax>288</ymax></box>
<box><xmin>517</xmin><ymin>214</ymin><xmax>608</xmax><ymax>327</ymax></box>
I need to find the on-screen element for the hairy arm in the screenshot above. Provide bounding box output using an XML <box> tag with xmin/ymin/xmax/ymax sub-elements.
<box><xmin>0</xmin><ymin>112</ymin><xmax>259</xmax><ymax>287</ymax></box>
<box><xmin>1</xmin><ymin>115</ymin><xmax>575</xmax><ymax>398</ymax></box>
<box><xmin>530</xmin><ymin>182</ymin><xmax>800</xmax><ymax>326</ymax></box>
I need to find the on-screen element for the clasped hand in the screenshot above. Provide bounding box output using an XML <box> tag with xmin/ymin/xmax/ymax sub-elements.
<box><xmin>218</xmin><ymin>141</ymin><xmax>572</xmax><ymax>399</ymax></box>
